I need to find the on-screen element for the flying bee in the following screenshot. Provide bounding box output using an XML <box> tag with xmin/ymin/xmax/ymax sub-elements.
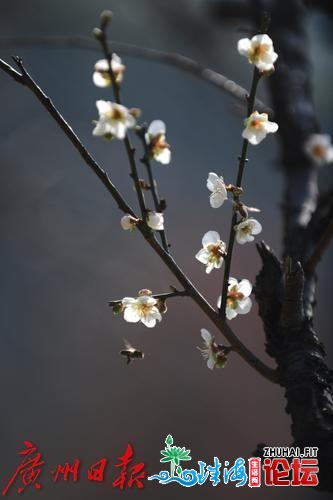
<box><xmin>120</xmin><ymin>339</ymin><xmax>144</xmax><ymax>365</ymax></box>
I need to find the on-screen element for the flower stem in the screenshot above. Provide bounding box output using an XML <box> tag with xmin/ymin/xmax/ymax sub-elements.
<box><xmin>219</xmin><ymin>68</ymin><xmax>261</xmax><ymax>318</ymax></box>
<box><xmin>98</xmin><ymin>23</ymin><xmax>147</xmax><ymax>219</ymax></box>
<box><xmin>136</xmin><ymin>127</ymin><xmax>170</xmax><ymax>252</ymax></box>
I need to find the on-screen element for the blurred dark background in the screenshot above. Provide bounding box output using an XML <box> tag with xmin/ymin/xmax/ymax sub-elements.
<box><xmin>0</xmin><ymin>1</ymin><xmax>332</xmax><ymax>498</ymax></box>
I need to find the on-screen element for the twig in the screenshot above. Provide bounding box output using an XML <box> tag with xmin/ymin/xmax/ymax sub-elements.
<box><xmin>219</xmin><ymin>67</ymin><xmax>261</xmax><ymax>318</ymax></box>
<box><xmin>305</xmin><ymin>217</ymin><xmax>333</xmax><ymax>275</ymax></box>
<box><xmin>0</xmin><ymin>56</ymin><xmax>278</xmax><ymax>384</ymax></box>
<box><xmin>109</xmin><ymin>289</ymin><xmax>188</xmax><ymax>307</ymax></box>
<box><xmin>96</xmin><ymin>20</ymin><xmax>147</xmax><ymax>219</ymax></box>
<box><xmin>0</xmin><ymin>35</ymin><xmax>272</xmax><ymax>115</ymax></box>
<box><xmin>136</xmin><ymin>126</ymin><xmax>170</xmax><ymax>252</ymax></box>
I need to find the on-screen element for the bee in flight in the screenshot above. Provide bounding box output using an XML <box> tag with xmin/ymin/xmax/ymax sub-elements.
<box><xmin>120</xmin><ymin>339</ymin><xmax>144</xmax><ymax>365</ymax></box>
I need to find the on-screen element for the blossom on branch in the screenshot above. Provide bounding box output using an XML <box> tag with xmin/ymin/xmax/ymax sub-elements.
<box><xmin>92</xmin><ymin>100</ymin><xmax>136</xmax><ymax>139</ymax></box>
<box><xmin>121</xmin><ymin>295</ymin><xmax>162</xmax><ymax>328</ymax></box>
<box><xmin>234</xmin><ymin>218</ymin><xmax>262</xmax><ymax>244</ymax></box>
<box><xmin>195</xmin><ymin>231</ymin><xmax>226</xmax><ymax>274</ymax></box>
<box><xmin>218</xmin><ymin>278</ymin><xmax>252</xmax><ymax>320</ymax></box>
<box><xmin>145</xmin><ymin>120</ymin><xmax>171</xmax><ymax>164</ymax></box>
<box><xmin>237</xmin><ymin>34</ymin><xmax>278</xmax><ymax>72</ymax></box>
<box><xmin>121</xmin><ymin>215</ymin><xmax>139</xmax><ymax>231</ymax></box>
<box><xmin>305</xmin><ymin>133</ymin><xmax>333</xmax><ymax>166</ymax></box>
<box><xmin>146</xmin><ymin>211</ymin><xmax>164</xmax><ymax>231</ymax></box>
<box><xmin>242</xmin><ymin>111</ymin><xmax>278</xmax><ymax>145</ymax></box>
<box><xmin>93</xmin><ymin>54</ymin><xmax>125</xmax><ymax>87</ymax></box>
<box><xmin>198</xmin><ymin>329</ymin><xmax>228</xmax><ymax>370</ymax></box>
<box><xmin>206</xmin><ymin>172</ymin><xmax>228</xmax><ymax>208</ymax></box>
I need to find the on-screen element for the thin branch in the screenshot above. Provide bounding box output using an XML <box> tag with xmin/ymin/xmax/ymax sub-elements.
<box><xmin>96</xmin><ymin>21</ymin><xmax>147</xmax><ymax>219</ymax></box>
<box><xmin>305</xmin><ymin>216</ymin><xmax>333</xmax><ymax>276</ymax></box>
<box><xmin>219</xmin><ymin>68</ymin><xmax>261</xmax><ymax>318</ymax></box>
<box><xmin>0</xmin><ymin>35</ymin><xmax>272</xmax><ymax>115</ymax></box>
<box><xmin>136</xmin><ymin>126</ymin><xmax>170</xmax><ymax>252</ymax></box>
<box><xmin>109</xmin><ymin>289</ymin><xmax>188</xmax><ymax>307</ymax></box>
<box><xmin>0</xmin><ymin>56</ymin><xmax>278</xmax><ymax>384</ymax></box>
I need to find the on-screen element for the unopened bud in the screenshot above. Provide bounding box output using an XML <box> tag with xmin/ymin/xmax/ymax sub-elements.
<box><xmin>157</xmin><ymin>299</ymin><xmax>168</xmax><ymax>314</ymax></box>
<box><xmin>92</xmin><ymin>28</ymin><xmax>103</xmax><ymax>41</ymax></box>
<box><xmin>100</xmin><ymin>10</ymin><xmax>113</xmax><ymax>29</ymax></box>
<box><xmin>138</xmin><ymin>289</ymin><xmax>152</xmax><ymax>297</ymax></box>
<box><xmin>112</xmin><ymin>303</ymin><xmax>123</xmax><ymax>315</ymax></box>
<box><xmin>129</xmin><ymin>108</ymin><xmax>141</xmax><ymax>119</ymax></box>
<box><xmin>159</xmin><ymin>199</ymin><xmax>167</xmax><ymax>212</ymax></box>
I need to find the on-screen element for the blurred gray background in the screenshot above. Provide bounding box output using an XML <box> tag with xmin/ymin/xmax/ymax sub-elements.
<box><xmin>0</xmin><ymin>1</ymin><xmax>332</xmax><ymax>498</ymax></box>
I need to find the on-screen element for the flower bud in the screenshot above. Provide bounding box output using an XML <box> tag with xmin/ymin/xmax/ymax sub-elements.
<box><xmin>138</xmin><ymin>289</ymin><xmax>152</xmax><ymax>297</ymax></box>
<box><xmin>92</xmin><ymin>28</ymin><xmax>103</xmax><ymax>41</ymax></box>
<box><xmin>100</xmin><ymin>10</ymin><xmax>113</xmax><ymax>28</ymax></box>
<box><xmin>112</xmin><ymin>302</ymin><xmax>123</xmax><ymax>315</ymax></box>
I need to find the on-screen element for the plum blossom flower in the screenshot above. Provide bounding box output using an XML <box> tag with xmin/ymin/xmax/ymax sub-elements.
<box><xmin>234</xmin><ymin>218</ymin><xmax>262</xmax><ymax>244</ymax></box>
<box><xmin>195</xmin><ymin>231</ymin><xmax>226</xmax><ymax>274</ymax></box>
<box><xmin>93</xmin><ymin>54</ymin><xmax>125</xmax><ymax>87</ymax></box>
<box><xmin>121</xmin><ymin>214</ymin><xmax>139</xmax><ymax>231</ymax></box>
<box><xmin>121</xmin><ymin>294</ymin><xmax>162</xmax><ymax>328</ymax></box>
<box><xmin>237</xmin><ymin>34</ymin><xmax>278</xmax><ymax>72</ymax></box>
<box><xmin>92</xmin><ymin>100</ymin><xmax>136</xmax><ymax>139</ymax></box>
<box><xmin>198</xmin><ymin>329</ymin><xmax>228</xmax><ymax>370</ymax></box>
<box><xmin>217</xmin><ymin>278</ymin><xmax>252</xmax><ymax>320</ymax></box>
<box><xmin>242</xmin><ymin>111</ymin><xmax>278</xmax><ymax>145</ymax></box>
<box><xmin>206</xmin><ymin>172</ymin><xmax>228</xmax><ymax>208</ymax></box>
<box><xmin>146</xmin><ymin>211</ymin><xmax>164</xmax><ymax>230</ymax></box>
<box><xmin>145</xmin><ymin>120</ymin><xmax>171</xmax><ymax>164</ymax></box>
<box><xmin>305</xmin><ymin>134</ymin><xmax>333</xmax><ymax>166</ymax></box>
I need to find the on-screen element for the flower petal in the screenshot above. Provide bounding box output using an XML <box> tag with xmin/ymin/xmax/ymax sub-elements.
<box><xmin>237</xmin><ymin>279</ymin><xmax>252</xmax><ymax>297</ymax></box>
<box><xmin>202</xmin><ymin>230</ymin><xmax>220</xmax><ymax>246</ymax></box>
<box><xmin>207</xmin><ymin>356</ymin><xmax>216</xmax><ymax>370</ymax></box>
<box><xmin>236</xmin><ymin>297</ymin><xmax>252</xmax><ymax>315</ymax></box>
<box><xmin>147</xmin><ymin>120</ymin><xmax>166</xmax><ymax>136</ymax></box>
<box><xmin>201</xmin><ymin>328</ymin><xmax>212</xmax><ymax>344</ymax></box>
<box><xmin>237</xmin><ymin>38</ymin><xmax>252</xmax><ymax>56</ymax></box>
<box><xmin>195</xmin><ymin>248</ymin><xmax>209</xmax><ymax>264</ymax></box>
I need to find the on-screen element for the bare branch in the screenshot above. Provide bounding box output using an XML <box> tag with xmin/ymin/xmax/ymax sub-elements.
<box><xmin>0</xmin><ymin>35</ymin><xmax>272</xmax><ymax>115</ymax></box>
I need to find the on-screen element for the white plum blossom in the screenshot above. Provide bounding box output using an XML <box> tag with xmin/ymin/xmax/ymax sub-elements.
<box><xmin>242</xmin><ymin>111</ymin><xmax>278</xmax><ymax>145</ymax></box>
<box><xmin>121</xmin><ymin>214</ymin><xmax>139</xmax><ymax>231</ymax></box>
<box><xmin>305</xmin><ymin>134</ymin><xmax>333</xmax><ymax>166</ymax></box>
<box><xmin>195</xmin><ymin>231</ymin><xmax>226</xmax><ymax>274</ymax></box>
<box><xmin>217</xmin><ymin>278</ymin><xmax>252</xmax><ymax>320</ymax></box>
<box><xmin>92</xmin><ymin>100</ymin><xmax>136</xmax><ymax>140</ymax></box>
<box><xmin>234</xmin><ymin>218</ymin><xmax>262</xmax><ymax>244</ymax></box>
<box><xmin>93</xmin><ymin>54</ymin><xmax>125</xmax><ymax>87</ymax></box>
<box><xmin>237</xmin><ymin>34</ymin><xmax>278</xmax><ymax>72</ymax></box>
<box><xmin>206</xmin><ymin>172</ymin><xmax>228</xmax><ymax>208</ymax></box>
<box><xmin>121</xmin><ymin>295</ymin><xmax>162</xmax><ymax>328</ymax></box>
<box><xmin>198</xmin><ymin>329</ymin><xmax>227</xmax><ymax>370</ymax></box>
<box><xmin>146</xmin><ymin>211</ymin><xmax>164</xmax><ymax>230</ymax></box>
<box><xmin>145</xmin><ymin>120</ymin><xmax>171</xmax><ymax>164</ymax></box>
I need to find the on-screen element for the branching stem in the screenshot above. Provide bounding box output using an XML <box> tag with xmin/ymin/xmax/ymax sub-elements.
<box><xmin>219</xmin><ymin>68</ymin><xmax>261</xmax><ymax>318</ymax></box>
<box><xmin>0</xmin><ymin>56</ymin><xmax>277</xmax><ymax>384</ymax></box>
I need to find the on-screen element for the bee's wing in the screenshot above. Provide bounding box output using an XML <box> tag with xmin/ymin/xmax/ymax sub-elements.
<box><xmin>123</xmin><ymin>338</ymin><xmax>135</xmax><ymax>352</ymax></box>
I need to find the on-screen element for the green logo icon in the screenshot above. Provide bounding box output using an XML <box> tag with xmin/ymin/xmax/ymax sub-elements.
<box><xmin>159</xmin><ymin>435</ymin><xmax>192</xmax><ymax>478</ymax></box>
